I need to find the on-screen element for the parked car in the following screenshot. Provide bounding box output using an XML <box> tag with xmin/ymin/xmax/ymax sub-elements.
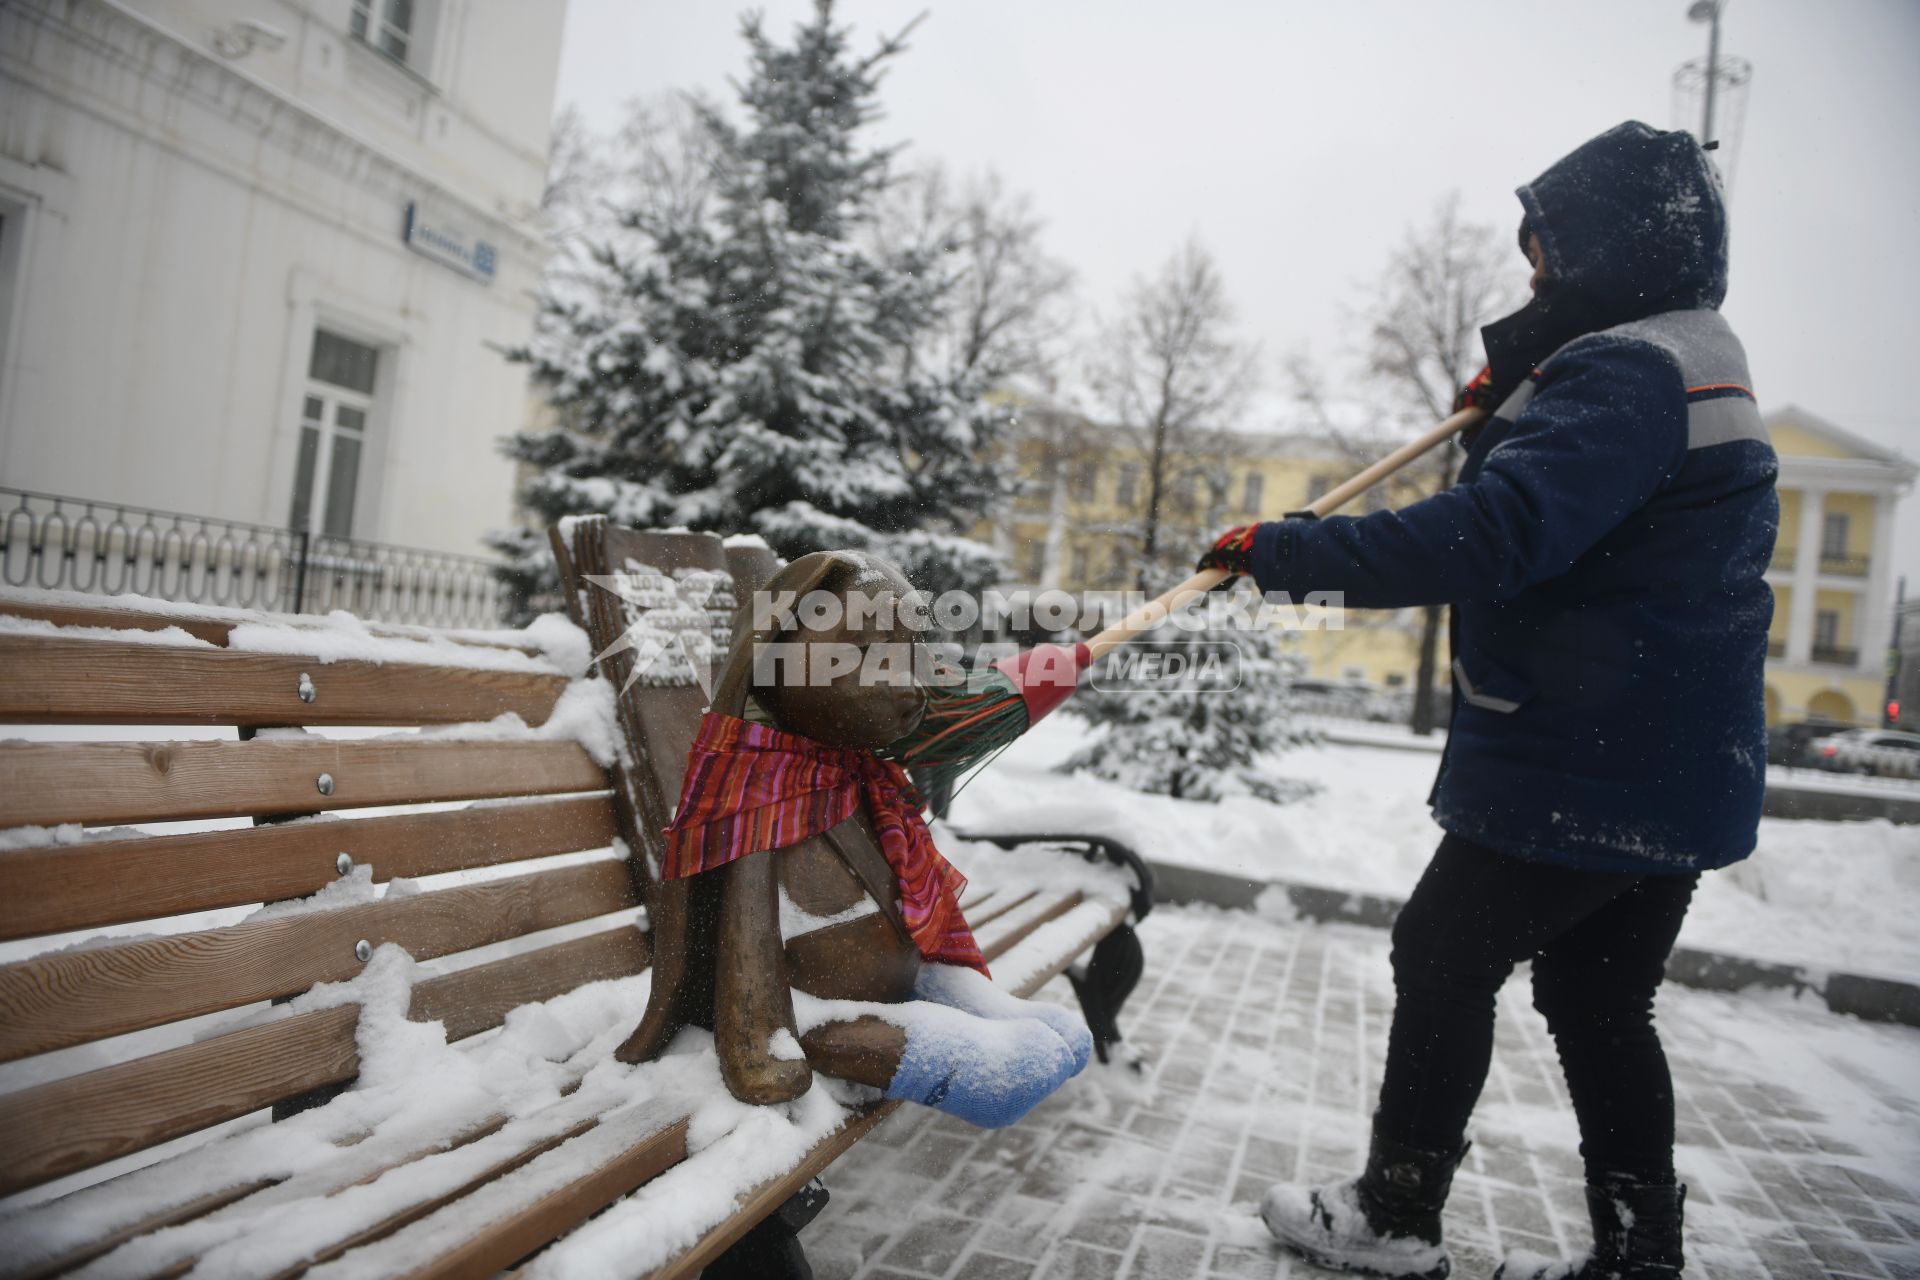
<box><xmin>1806</xmin><ymin>728</ymin><xmax>1920</xmax><ymax>779</ymax></box>
<box><xmin>1766</xmin><ymin>719</ymin><xmax>1856</xmax><ymax>769</ymax></box>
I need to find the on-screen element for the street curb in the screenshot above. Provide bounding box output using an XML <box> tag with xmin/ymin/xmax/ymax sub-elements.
<box><xmin>1762</xmin><ymin>783</ymin><xmax>1920</xmax><ymax>824</ymax></box>
<box><xmin>1144</xmin><ymin>858</ymin><xmax>1920</xmax><ymax>1030</ymax></box>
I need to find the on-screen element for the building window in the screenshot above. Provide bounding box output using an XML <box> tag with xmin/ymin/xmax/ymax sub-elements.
<box><xmin>291</xmin><ymin>330</ymin><xmax>379</xmax><ymax>538</ymax></box>
<box><xmin>1026</xmin><ymin>541</ymin><xmax>1046</xmax><ymax>581</ymax></box>
<box><xmin>1068</xmin><ymin>460</ymin><xmax>1098</xmax><ymax>503</ymax></box>
<box><xmin>1814</xmin><ymin>610</ymin><xmax>1840</xmax><ymax>652</ymax></box>
<box><xmin>1306</xmin><ymin>473</ymin><xmax>1332</xmax><ymax>503</ymax></box>
<box><xmin>1115</xmin><ymin>464</ymin><xmax>1139</xmax><ymax>508</ymax></box>
<box><xmin>351</xmin><ymin>0</ymin><xmax>415</xmax><ymax>64</ymax></box>
<box><xmin>1242</xmin><ymin>471</ymin><xmax>1264</xmax><ymax>514</ymax></box>
<box><xmin>1104</xmin><ymin>548</ymin><xmax>1129</xmax><ymax>584</ymax></box>
<box><xmin>1821</xmin><ymin>512</ymin><xmax>1850</xmax><ymax>560</ymax></box>
<box><xmin>0</xmin><ymin>199</ymin><xmax>26</xmax><ymax>421</ymax></box>
<box><xmin>1172</xmin><ymin>475</ymin><xmax>1198</xmax><ymax>516</ymax></box>
<box><xmin>1069</xmin><ymin>546</ymin><xmax>1088</xmax><ymax>583</ymax></box>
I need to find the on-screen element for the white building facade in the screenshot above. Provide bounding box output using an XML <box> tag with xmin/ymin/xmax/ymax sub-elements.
<box><xmin>0</xmin><ymin>0</ymin><xmax>566</xmax><ymax>559</ymax></box>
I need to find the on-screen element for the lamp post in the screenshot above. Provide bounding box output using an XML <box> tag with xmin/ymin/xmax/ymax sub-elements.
<box><xmin>1687</xmin><ymin>0</ymin><xmax>1724</xmax><ymax>144</ymax></box>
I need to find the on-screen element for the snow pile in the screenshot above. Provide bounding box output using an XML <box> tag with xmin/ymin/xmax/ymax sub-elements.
<box><xmin>952</xmin><ymin>712</ymin><xmax>1920</xmax><ymax>979</ymax></box>
<box><xmin>242</xmin><ymin>864</ymin><xmax>380</xmax><ymax>923</ymax></box>
<box><xmin>408</xmin><ymin>677</ymin><xmax>623</xmax><ymax>769</ymax></box>
<box><xmin>0</xmin><ymin>588</ymin><xmax>597</xmax><ymax>678</ymax></box>
<box><xmin>1695</xmin><ymin>817</ymin><xmax>1920</xmax><ymax>977</ymax></box>
<box><xmin>0</xmin><ymin>822</ymin><xmax>87</xmax><ymax>851</ymax></box>
<box><xmin>228</xmin><ymin>612</ymin><xmax>567</xmax><ymax>675</ymax></box>
<box><xmin>0</xmin><ymin>613</ymin><xmax>214</xmax><ymax>650</ymax></box>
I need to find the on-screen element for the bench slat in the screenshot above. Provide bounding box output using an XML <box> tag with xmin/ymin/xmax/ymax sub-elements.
<box><xmin>992</xmin><ymin>899</ymin><xmax>1130</xmax><ymax>996</ymax></box>
<box><xmin>0</xmin><ymin>1005</ymin><xmax>363</xmax><ymax>1199</ymax></box>
<box><xmin>3</xmin><ymin>1176</ymin><xmax>285</xmax><ymax>1280</ymax></box>
<box><xmin>0</xmin><ymin>738</ymin><xmax>608</xmax><ymax>828</ymax></box>
<box><xmin>360</xmin><ymin>1107</ymin><xmax>693</xmax><ymax>1280</ymax></box>
<box><xmin>976</xmin><ymin>890</ymin><xmax>1085</xmax><ymax>963</ymax></box>
<box><xmin>0</xmin><ymin>926</ymin><xmax>649</xmax><ymax>1196</ymax></box>
<box><xmin>648</xmin><ymin>1102</ymin><xmax>888</xmax><ymax>1280</ymax></box>
<box><xmin>0</xmin><ymin>794</ymin><xmax>618</xmax><ymax>943</ymax></box>
<box><xmin>0</xmin><ymin>859</ymin><xmax>638</xmax><ymax>1061</ymax></box>
<box><xmin>273</xmin><ymin>1113</ymin><xmax>608</xmax><ymax>1280</ymax></box>
<box><xmin>0</xmin><ymin>636</ymin><xmax>569</xmax><ymax>727</ymax></box>
<box><xmin>0</xmin><ymin>596</ymin><xmax>546</xmax><ymax>657</ymax></box>
<box><xmin>963</xmin><ymin>887</ymin><xmax>1036</xmax><ymax>930</ymax></box>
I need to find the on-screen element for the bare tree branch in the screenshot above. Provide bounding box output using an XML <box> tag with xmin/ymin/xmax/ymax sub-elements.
<box><xmin>1290</xmin><ymin>194</ymin><xmax>1524</xmax><ymax>733</ymax></box>
<box><xmin>1088</xmin><ymin>238</ymin><xmax>1258</xmax><ymax>579</ymax></box>
<box><xmin>877</xmin><ymin>163</ymin><xmax>1078</xmax><ymax>386</ymax></box>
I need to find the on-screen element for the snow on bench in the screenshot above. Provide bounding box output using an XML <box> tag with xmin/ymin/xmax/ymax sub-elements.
<box><xmin>0</xmin><ymin>544</ymin><xmax>1139</xmax><ymax>1278</ymax></box>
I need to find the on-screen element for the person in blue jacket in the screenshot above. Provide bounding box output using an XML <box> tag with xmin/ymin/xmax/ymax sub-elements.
<box><xmin>1199</xmin><ymin>122</ymin><xmax>1777</xmax><ymax>1280</ymax></box>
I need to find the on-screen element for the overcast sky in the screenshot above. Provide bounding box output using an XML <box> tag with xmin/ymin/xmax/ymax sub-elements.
<box><xmin>555</xmin><ymin>0</ymin><xmax>1920</xmax><ymax>587</ymax></box>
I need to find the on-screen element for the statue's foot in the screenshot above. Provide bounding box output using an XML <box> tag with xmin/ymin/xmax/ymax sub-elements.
<box><xmin>913</xmin><ymin>963</ymin><xmax>1094</xmax><ymax>1071</ymax></box>
<box><xmin>715</xmin><ymin>989</ymin><xmax>813</xmax><ymax>1103</ymax></box>
<box><xmin>879</xmin><ymin>1000</ymin><xmax>1082</xmax><ymax>1129</ymax></box>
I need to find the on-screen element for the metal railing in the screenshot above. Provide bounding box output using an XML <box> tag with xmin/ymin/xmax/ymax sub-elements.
<box><xmin>1819</xmin><ymin>553</ymin><xmax>1869</xmax><ymax>577</ymax></box>
<box><xmin>1770</xmin><ymin>547</ymin><xmax>1872</xmax><ymax>578</ymax></box>
<box><xmin>0</xmin><ymin>487</ymin><xmax>513</xmax><ymax>629</ymax></box>
<box><xmin>1810</xmin><ymin>645</ymin><xmax>1860</xmax><ymax>667</ymax></box>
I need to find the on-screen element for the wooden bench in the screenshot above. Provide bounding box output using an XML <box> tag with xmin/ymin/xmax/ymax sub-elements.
<box><xmin>0</xmin><ymin>523</ymin><xmax>1149</xmax><ymax>1279</ymax></box>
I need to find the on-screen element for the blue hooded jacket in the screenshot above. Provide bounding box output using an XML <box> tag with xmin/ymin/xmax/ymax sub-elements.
<box><xmin>1248</xmin><ymin>122</ymin><xmax>1778</xmax><ymax>874</ymax></box>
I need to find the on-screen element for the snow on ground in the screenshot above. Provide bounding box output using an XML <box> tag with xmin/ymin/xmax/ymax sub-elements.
<box><xmin>809</xmin><ymin>903</ymin><xmax>1920</xmax><ymax>1280</ymax></box>
<box><xmin>950</xmin><ymin>713</ymin><xmax>1920</xmax><ymax>981</ymax></box>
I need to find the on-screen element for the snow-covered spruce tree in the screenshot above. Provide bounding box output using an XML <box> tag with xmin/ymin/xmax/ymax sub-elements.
<box><xmin>1062</xmin><ymin>577</ymin><xmax>1315</xmax><ymax>803</ymax></box>
<box><xmin>491</xmin><ymin>3</ymin><xmax>1007</xmax><ymax>613</ymax></box>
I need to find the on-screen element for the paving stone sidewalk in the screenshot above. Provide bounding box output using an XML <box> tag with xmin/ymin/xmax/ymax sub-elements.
<box><xmin>807</xmin><ymin>903</ymin><xmax>1920</xmax><ymax>1280</ymax></box>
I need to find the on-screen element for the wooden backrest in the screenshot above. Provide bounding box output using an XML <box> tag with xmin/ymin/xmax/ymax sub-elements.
<box><xmin>0</xmin><ymin>592</ymin><xmax>653</xmax><ymax>1199</ymax></box>
<box><xmin>549</xmin><ymin>520</ymin><xmax>761</xmax><ymax>895</ymax></box>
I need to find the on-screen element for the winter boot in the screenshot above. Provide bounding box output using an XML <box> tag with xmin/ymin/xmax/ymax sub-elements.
<box><xmin>1494</xmin><ymin>1175</ymin><xmax>1686</xmax><ymax>1279</ymax></box>
<box><xmin>1260</xmin><ymin>1129</ymin><xmax>1469</xmax><ymax>1279</ymax></box>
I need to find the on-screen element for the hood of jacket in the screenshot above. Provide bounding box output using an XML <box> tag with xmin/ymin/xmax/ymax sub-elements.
<box><xmin>1518</xmin><ymin>119</ymin><xmax>1728</xmax><ymax>317</ymax></box>
<box><xmin>1478</xmin><ymin>121</ymin><xmax>1729</xmax><ymax>406</ymax></box>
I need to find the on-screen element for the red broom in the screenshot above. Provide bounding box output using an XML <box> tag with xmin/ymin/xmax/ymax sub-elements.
<box><xmin>886</xmin><ymin>405</ymin><xmax>1485</xmax><ymax>788</ymax></box>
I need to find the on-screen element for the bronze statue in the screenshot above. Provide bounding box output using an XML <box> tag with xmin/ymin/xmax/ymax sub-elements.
<box><xmin>615</xmin><ymin>550</ymin><xmax>1091</xmax><ymax>1125</ymax></box>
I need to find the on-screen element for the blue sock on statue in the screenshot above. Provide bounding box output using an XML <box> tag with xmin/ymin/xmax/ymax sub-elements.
<box><xmin>912</xmin><ymin>963</ymin><xmax>1094</xmax><ymax>1073</ymax></box>
<box><xmin>881</xmin><ymin>999</ymin><xmax>1084</xmax><ymax>1129</ymax></box>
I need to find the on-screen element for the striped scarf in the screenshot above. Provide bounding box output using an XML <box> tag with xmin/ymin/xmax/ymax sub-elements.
<box><xmin>662</xmin><ymin>712</ymin><xmax>987</xmax><ymax>975</ymax></box>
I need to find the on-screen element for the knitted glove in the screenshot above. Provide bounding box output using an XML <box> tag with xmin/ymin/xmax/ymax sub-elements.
<box><xmin>1454</xmin><ymin>364</ymin><xmax>1498</xmax><ymax>414</ymax></box>
<box><xmin>881</xmin><ymin>999</ymin><xmax>1083</xmax><ymax>1129</ymax></box>
<box><xmin>914</xmin><ymin>962</ymin><xmax>1093</xmax><ymax>1073</ymax></box>
<box><xmin>1196</xmin><ymin>524</ymin><xmax>1263</xmax><ymax>578</ymax></box>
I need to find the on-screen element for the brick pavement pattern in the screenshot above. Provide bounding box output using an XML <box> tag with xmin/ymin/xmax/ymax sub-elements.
<box><xmin>806</xmin><ymin>903</ymin><xmax>1920</xmax><ymax>1280</ymax></box>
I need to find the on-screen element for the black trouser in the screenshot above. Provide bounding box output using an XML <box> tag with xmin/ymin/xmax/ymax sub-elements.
<box><xmin>1375</xmin><ymin>834</ymin><xmax>1699</xmax><ymax>1184</ymax></box>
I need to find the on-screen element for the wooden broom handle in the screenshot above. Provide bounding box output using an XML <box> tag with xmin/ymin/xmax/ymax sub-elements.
<box><xmin>1081</xmin><ymin>405</ymin><xmax>1486</xmax><ymax>663</ymax></box>
<box><xmin>1305</xmin><ymin>405</ymin><xmax>1484</xmax><ymax>520</ymax></box>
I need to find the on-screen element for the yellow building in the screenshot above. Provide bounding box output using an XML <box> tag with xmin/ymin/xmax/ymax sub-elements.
<box><xmin>984</xmin><ymin>406</ymin><xmax>1442</xmax><ymax>692</ymax></box>
<box><xmin>1762</xmin><ymin>406</ymin><xmax>1916</xmax><ymax>727</ymax></box>
<box><xmin>985</xmin><ymin>403</ymin><xmax>1916</xmax><ymax>724</ymax></box>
